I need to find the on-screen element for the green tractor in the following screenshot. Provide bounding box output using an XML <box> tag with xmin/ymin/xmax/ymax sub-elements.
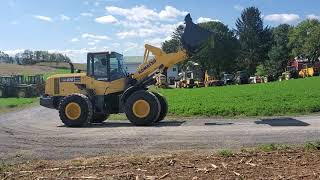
<box><xmin>0</xmin><ymin>75</ymin><xmax>44</xmax><ymax>98</ymax></box>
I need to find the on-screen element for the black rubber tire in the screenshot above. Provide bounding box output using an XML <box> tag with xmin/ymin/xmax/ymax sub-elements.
<box><xmin>124</xmin><ymin>90</ymin><xmax>161</xmax><ymax>126</ymax></box>
<box><xmin>92</xmin><ymin>113</ymin><xmax>110</xmax><ymax>123</ymax></box>
<box><xmin>152</xmin><ymin>92</ymin><xmax>168</xmax><ymax>123</ymax></box>
<box><xmin>17</xmin><ymin>89</ymin><xmax>27</xmax><ymax>98</ymax></box>
<box><xmin>0</xmin><ymin>88</ymin><xmax>3</xmax><ymax>98</ymax></box>
<box><xmin>58</xmin><ymin>94</ymin><xmax>93</xmax><ymax>127</ymax></box>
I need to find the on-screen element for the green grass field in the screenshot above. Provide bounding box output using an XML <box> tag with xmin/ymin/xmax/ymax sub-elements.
<box><xmin>157</xmin><ymin>77</ymin><xmax>320</xmax><ymax>117</ymax></box>
<box><xmin>0</xmin><ymin>98</ymin><xmax>38</xmax><ymax>114</ymax></box>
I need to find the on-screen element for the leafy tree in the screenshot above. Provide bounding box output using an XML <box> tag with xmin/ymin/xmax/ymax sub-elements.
<box><xmin>162</xmin><ymin>25</ymin><xmax>184</xmax><ymax>54</ymax></box>
<box><xmin>264</xmin><ymin>24</ymin><xmax>292</xmax><ymax>77</ymax></box>
<box><xmin>236</xmin><ymin>7</ymin><xmax>273</xmax><ymax>75</ymax></box>
<box><xmin>193</xmin><ymin>21</ymin><xmax>239</xmax><ymax>77</ymax></box>
<box><xmin>289</xmin><ymin>19</ymin><xmax>320</xmax><ymax>61</ymax></box>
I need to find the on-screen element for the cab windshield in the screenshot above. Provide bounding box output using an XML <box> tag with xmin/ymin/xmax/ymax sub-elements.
<box><xmin>88</xmin><ymin>52</ymin><xmax>127</xmax><ymax>81</ymax></box>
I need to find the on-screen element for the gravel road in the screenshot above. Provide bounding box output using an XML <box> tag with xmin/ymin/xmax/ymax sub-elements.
<box><xmin>0</xmin><ymin>106</ymin><xmax>319</xmax><ymax>162</ymax></box>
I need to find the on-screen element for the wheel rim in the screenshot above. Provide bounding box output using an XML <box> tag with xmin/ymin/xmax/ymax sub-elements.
<box><xmin>65</xmin><ymin>102</ymin><xmax>81</xmax><ymax>120</ymax></box>
<box><xmin>132</xmin><ymin>100</ymin><xmax>150</xmax><ymax>118</ymax></box>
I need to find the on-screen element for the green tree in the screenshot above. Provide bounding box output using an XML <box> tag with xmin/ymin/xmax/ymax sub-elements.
<box><xmin>236</xmin><ymin>7</ymin><xmax>273</xmax><ymax>75</ymax></box>
<box><xmin>289</xmin><ymin>19</ymin><xmax>320</xmax><ymax>61</ymax></box>
<box><xmin>161</xmin><ymin>25</ymin><xmax>184</xmax><ymax>54</ymax></box>
<box><xmin>193</xmin><ymin>21</ymin><xmax>239</xmax><ymax>77</ymax></box>
<box><xmin>265</xmin><ymin>24</ymin><xmax>292</xmax><ymax>77</ymax></box>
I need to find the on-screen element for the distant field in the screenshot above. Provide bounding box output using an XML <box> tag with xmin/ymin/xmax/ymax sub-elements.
<box><xmin>0</xmin><ymin>63</ymin><xmax>71</xmax><ymax>80</ymax></box>
<box><xmin>158</xmin><ymin>77</ymin><xmax>320</xmax><ymax>117</ymax></box>
<box><xmin>0</xmin><ymin>63</ymin><xmax>56</xmax><ymax>75</ymax></box>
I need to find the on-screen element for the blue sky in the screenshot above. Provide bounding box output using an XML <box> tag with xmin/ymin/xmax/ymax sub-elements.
<box><xmin>1</xmin><ymin>0</ymin><xmax>320</xmax><ymax>63</ymax></box>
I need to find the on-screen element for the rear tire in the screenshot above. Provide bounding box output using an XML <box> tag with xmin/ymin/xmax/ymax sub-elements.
<box><xmin>124</xmin><ymin>90</ymin><xmax>161</xmax><ymax>126</ymax></box>
<box><xmin>17</xmin><ymin>89</ymin><xmax>27</xmax><ymax>98</ymax></box>
<box><xmin>152</xmin><ymin>92</ymin><xmax>168</xmax><ymax>123</ymax></box>
<box><xmin>59</xmin><ymin>94</ymin><xmax>93</xmax><ymax>127</ymax></box>
<box><xmin>0</xmin><ymin>88</ymin><xmax>3</xmax><ymax>98</ymax></box>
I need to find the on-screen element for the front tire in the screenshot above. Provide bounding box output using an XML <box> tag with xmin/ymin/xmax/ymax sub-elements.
<box><xmin>124</xmin><ymin>90</ymin><xmax>161</xmax><ymax>126</ymax></box>
<box><xmin>152</xmin><ymin>92</ymin><xmax>168</xmax><ymax>123</ymax></box>
<box><xmin>59</xmin><ymin>94</ymin><xmax>93</xmax><ymax>127</ymax></box>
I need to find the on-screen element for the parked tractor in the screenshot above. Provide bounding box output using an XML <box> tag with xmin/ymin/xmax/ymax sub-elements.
<box><xmin>204</xmin><ymin>70</ymin><xmax>223</xmax><ymax>87</ymax></box>
<box><xmin>155</xmin><ymin>74</ymin><xmax>168</xmax><ymax>88</ymax></box>
<box><xmin>0</xmin><ymin>74</ymin><xmax>44</xmax><ymax>98</ymax></box>
<box><xmin>176</xmin><ymin>71</ymin><xmax>195</xmax><ymax>88</ymax></box>
<box><xmin>299</xmin><ymin>64</ymin><xmax>314</xmax><ymax>78</ymax></box>
<box><xmin>280</xmin><ymin>66</ymin><xmax>299</xmax><ymax>81</ymax></box>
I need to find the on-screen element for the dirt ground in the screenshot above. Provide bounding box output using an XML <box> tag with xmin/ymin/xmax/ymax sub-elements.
<box><xmin>1</xmin><ymin>149</ymin><xmax>320</xmax><ymax>179</ymax></box>
<box><xmin>0</xmin><ymin>64</ymin><xmax>56</xmax><ymax>75</ymax></box>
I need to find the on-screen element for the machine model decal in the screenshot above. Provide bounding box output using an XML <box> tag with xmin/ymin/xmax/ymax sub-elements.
<box><xmin>138</xmin><ymin>58</ymin><xmax>156</xmax><ymax>74</ymax></box>
<box><xmin>60</xmin><ymin>76</ymin><xmax>81</xmax><ymax>83</ymax></box>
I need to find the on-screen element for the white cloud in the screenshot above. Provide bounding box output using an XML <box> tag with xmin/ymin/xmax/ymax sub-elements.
<box><xmin>33</xmin><ymin>15</ymin><xmax>53</xmax><ymax>22</ymax></box>
<box><xmin>88</xmin><ymin>42</ymin><xmax>96</xmax><ymax>46</ymax></box>
<box><xmin>71</xmin><ymin>38</ymin><xmax>79</xmax><ymax>42</ymax></box>
<box><xmin>197</xmin><ymin>17</ymin><xmax>220</xmax><ymax>23</ymax></box>
<box><xmin>80</xmin><ymin>12</ymin><xmax>93</xmax><ymax>17</ymax></box>
<box><xmin>124</xmin><ymin>42</ymin><xmax>139</xmax><ymax>52</ymax></box>
<box><xmin>144</xmin><ymin>36</ymin><xmax>171</xmax><ymax>47</ymax></box>
<box><xmin>234</xmin><ymin>5</ymin><xmax>244</xmax><ymax>11</ymax></box>
<box><xmin>106</xmin><ymin>5</ymin><xmax>187</xmax><ymax>22</ymax></box>
<box><xmin>60</xmin><ymin>14</ymin><xmax>71</xmax><ymax>21</ymax></box>
<box><xmin>116</xmin><ymin>21</ymin><xmax>183</xmax><ymax>39</ymax></box>
<box><xmin>307</xmin><ymin>14</ymin><xmax>320</xmax><ymax>20</ymax></box>
<box><xmin>95</xmin><ymin>15</ymin><xmax>118</xmax><ymax>24</ymax></box>
<box><xmin>264</xmin><ymin>14</ymin><xmax>300</xmax><ymax>24</ymax></box>
<box><xmin>158</xmin><ymin>6</ymin><xmax>188</xmax><ymax>20</ymax></box>
<box><xmin>82</xmin><ymin>33</ymin><xmax>110</xmax><ymax>40</ymax></box>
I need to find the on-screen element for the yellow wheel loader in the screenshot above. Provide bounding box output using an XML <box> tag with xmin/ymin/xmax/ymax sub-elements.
<box><xmin>40</xmin><ymin>14</ymin><xmax>213</xmax><ymax>127</ymax></box>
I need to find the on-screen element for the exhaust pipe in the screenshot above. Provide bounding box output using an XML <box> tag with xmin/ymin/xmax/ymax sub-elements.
<box><xmin>181</xmin><ymin>14</ymin><xmax>214</xmax><ymax>55</ymax></box>
<box><xmin>69</xmin><ymin>62</ymin><xmax>75</xmax><ymax>73</ymax></box>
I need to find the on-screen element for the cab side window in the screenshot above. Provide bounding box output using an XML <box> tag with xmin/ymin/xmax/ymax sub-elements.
<box><xmin>93</xmin><ymin>55</ymin><xmax>108</xmax><ymax>78</ymax></box>
<box><xmin>110</xmin><ymin>57</ymin><xmax>123</xmax><ymax>81</ymax></box>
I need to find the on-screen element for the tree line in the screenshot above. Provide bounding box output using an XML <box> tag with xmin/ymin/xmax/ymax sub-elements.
<box><xmin>162</xmin><ymin>7</ymin><xmax>320</xmax><ymax>78</ymax></box>
<box><xmin>0</xmin><ymin>50</ymin><xmax>71</xmax><ymax>65</ymax></box>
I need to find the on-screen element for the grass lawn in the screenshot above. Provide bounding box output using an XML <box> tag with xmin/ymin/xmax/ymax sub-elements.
<box><xmin>157</xmin><ymin>77</ymin><xmax>320</xmax><ymax>117</ymax></box>
<box><xmin>0</xmin><ymin>98</ymin><xmax>38</xmax><ymax>114</ymax></box>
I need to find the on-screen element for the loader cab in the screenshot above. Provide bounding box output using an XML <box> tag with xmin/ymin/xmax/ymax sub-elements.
<box><xmin>87</xmin><ymin>51</ymin><xmax>127</xmax><ymax>81</ymax></box>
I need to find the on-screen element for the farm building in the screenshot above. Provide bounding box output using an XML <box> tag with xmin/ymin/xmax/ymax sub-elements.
<box><xmin>124</xmin><ymin>56</ymin><xmax>179</xmax><ymax>84</ymax></box>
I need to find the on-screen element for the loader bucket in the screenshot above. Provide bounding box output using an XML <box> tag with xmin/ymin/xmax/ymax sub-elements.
<box><xmin>181</xmin><ymin>14</ymin><xmax>213</xmax><ymax>55</ymax></box>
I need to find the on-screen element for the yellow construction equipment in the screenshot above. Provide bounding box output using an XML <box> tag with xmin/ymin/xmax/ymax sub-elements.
<box><xmin>155</xmin><ymin>74</ymin><xmax>168</xmax><ymax>88</ymax></box>
<box><xmin>40</xmin><ymin>14</ymin><xmax>213</xmax><ymax>127</ymax></box>
<box><xmin>299</xmin><ymin>64</ymin><xmax>314</xmax><ymax>78</ymax></box>
<box><xmin>204</xmin><ymin>70</ymin><xmax>223</xmax><ymax>87</ymax></box>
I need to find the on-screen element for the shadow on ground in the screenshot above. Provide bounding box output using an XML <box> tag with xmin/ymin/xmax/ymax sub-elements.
<box><xmin>255</xmin><ymin>118</ymin><xmax>310</xmax><ymax>126</ymax></box>
<box><xmin>58</xmin><ymin>120</ymin><xmax>186</xmax><ymax>128</ymax></box>
<box><xmin>204</xmin><ymin>122</ymin><xmax>233</xmax><ymax>126</ymax></box>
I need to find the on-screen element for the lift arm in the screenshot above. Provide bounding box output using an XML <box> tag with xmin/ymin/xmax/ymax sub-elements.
<box><xmin>131</xmin><ymin>14</ymin><xmax>213</xmax><ymax>83</ymax></box>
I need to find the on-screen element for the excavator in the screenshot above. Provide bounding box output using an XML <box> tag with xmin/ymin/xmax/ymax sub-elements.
<box><xmin>40</xmin><ymin>14</ymin><xmax>213</xmax><ymax>127</ymax></box>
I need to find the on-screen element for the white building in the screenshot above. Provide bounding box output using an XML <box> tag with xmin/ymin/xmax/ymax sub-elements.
<box><xmin>124</xmin><ymin>56</ymin><xmax>179</xmax><ymax>84</ymax></box>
